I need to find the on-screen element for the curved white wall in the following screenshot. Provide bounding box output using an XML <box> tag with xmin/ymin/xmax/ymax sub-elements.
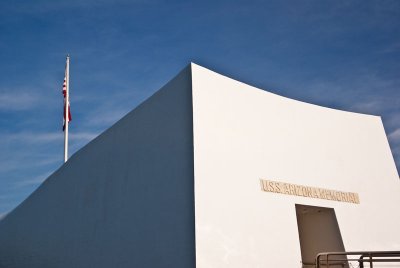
<box><xmin>191</xmin><ymin>63</ymin><xmax>400</xmax><ymax>268</ymax></box>
<box><xmin>0</xmin><ymin>63</ymin><xmax>398</xmax><ymax>268</ymax></box>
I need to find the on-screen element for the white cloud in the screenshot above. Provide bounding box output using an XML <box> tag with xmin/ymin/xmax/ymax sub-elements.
<box><xmin>0</xmin><ymin>152</ymin><xmax>60</xmax><ymax>173</ymax></box>
<box><xmin>1</xmin><ymin>0</ymin><xmax>148</xmax><ymax>15</ymax></box>
<box><xmin>87</xmin><ymin>108</ymin><xmax>130</xmax><ymax>127</ymax></box>
<box><xmin>0</xmin><ymin>131</ymin><xmax>98</xmax><ymax>144</ymax></box>
<box><xmin>82</xmin><ymin>91</ymin><xmax>146</xmax><ymax>127</ymax></box>
<box><xmin>295</xmin><ymin>70</ymin><xmax>400</xmax><ymax>118</ymax></box>
<box><xmin>71</xmin><ymin>132</ymin><xmax>99</xmax><ymax>141</ymax></box>
<box><xmin>13</xmin><ymin>172</ymin><xmax>52</xmax><ymax>188</ymax></box>
<box><xmin>0</xmin><ymin>131</ymin><xmax>98</xmax><ymax>173</ymax></box>
<box><xmin>0</xmin><ymin>91</ymin><xmax>41</xmax><ymax>111</ymax></box>
<box><xmin>380</xmin><ymin>41</ymin><xmax>400</xmax><ymax>54</ymax></box>
<box><xmin>350</xmin><ymin>100</ymin><xmax>385</xmax><ymax>115</ymax></box>
<box><xmin>389</xmin><ymin>129</ymin><xmax>400</xmax><ymax>143</ymax></box>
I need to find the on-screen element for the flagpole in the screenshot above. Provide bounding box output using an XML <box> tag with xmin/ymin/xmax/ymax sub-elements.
<box><xmin>64</xmin><ymin>55</ymin><xmax>70</xmax><ymax>163</ymax></box>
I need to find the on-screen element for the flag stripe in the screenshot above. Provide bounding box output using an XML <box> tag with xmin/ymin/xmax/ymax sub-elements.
<box><xmin>62</xmin><ymin>75</ymin><xmax>71</xmax><ymax>131</ymax></box>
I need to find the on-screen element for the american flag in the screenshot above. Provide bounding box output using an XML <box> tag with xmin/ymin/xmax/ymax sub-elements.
<box><xmin>62</xmin><ymin>76</ymin><xmax>71</xmax><ymax>131</ymax></box>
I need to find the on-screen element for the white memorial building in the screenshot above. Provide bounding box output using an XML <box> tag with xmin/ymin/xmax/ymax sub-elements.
<box><xmin>0</xmin><ymin>63</ymin><xmax>399</xmax><ymax>268</ymax></box>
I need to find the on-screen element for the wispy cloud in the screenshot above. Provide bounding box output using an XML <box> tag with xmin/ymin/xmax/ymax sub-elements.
<box><xmin>0</xmin><ymin>78</ymin><xmax>60</xmax><ymax>112</ymax></box>
<box><xmin>0</xmin><ymin>0</ymin><xmax>148</xmax><ymax>15</ymax></box>
<box><xmin>83</xmin><ymin>90</ymin><xmax>150</xmax><ymax>128</ymax></box>
<box><xmin>0</xmin><ymin>91</ymin><xmax>41</xmax><ymax>111</ymax></box>
<box><xmin>87</xmin><ymin>108</ymin><xmax>131</xmax><ymax>127</ymax></box>
<box><xmin>294</xmin><ymin>70</ymin><xmax>400</xmax><ymax>116</ymax></box>
<box><xmin>13</xmin><ymin>172</ymin><xmax>52</xmax><ymax>189</ymax></box>
<box><xmin>350</xmin><ymin>100</ymin><xmax>386</xmax><ymax>115</ymax></box>
<box><xmin>0</xmin><ymin>131</ymin><xmax>98</xmax><ymax>144</ymax></box>
<box><xmin>389</xmin><ymin>129</ymin><xmax>400</xmax><ymax>143</ymax></box>
<box><xmin>0</xmin><ymin>131</ymin><xmax>98</xmax><ymax>174</ymax></box>
<box><xmin>379</xmin><ymin>40</ymin><xmax>400</xmax><ymax>54</ymax></box>
<box><xmin>71</xmin><ymin>132</ymin><xmax>99</xmax><ymax>141</ymax></box>
<box><xmin>0</xmin><ymin>152</ymin><xmax>60</xmax><ymax>173</ymax></box>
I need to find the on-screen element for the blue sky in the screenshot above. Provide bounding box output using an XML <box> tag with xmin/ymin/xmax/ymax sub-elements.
<box><xmin>0</xmin><ymin>0</ymin><xmax>399</xmax><ymax>216</ymax></box>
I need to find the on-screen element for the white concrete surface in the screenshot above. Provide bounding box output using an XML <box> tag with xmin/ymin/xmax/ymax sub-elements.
<box><xmin>191</xmin><ymin>63</ymin><xmax>400</xmax><ymax>268</ymax></box>
<box><xmin>0</xmin><ymin>67</ymin><xmax>195</xmax><ymax>268</ymax></box>
<box><xmin>0</xmin><ymin>63</ymin><xmax>399</xmax><ymax>268</ymax></box>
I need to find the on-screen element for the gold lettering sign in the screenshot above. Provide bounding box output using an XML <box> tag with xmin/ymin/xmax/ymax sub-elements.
<box><xmin>260</xmin><ymin>179</ymin><xmax>360</xmax><ymax>204</ymax></box>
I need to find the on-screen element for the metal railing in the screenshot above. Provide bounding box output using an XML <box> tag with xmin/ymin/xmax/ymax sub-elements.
<box><xmin>315</xmin><ymin>251</ymin><xmax>400</xmax><ymax>268</ymax></box>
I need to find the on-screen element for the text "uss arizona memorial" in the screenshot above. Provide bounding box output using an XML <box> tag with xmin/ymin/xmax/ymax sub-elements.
<box><xmin>260</xmin><ymin>179</ymin><xmax>360</xmax><ymax>204</ymax></box>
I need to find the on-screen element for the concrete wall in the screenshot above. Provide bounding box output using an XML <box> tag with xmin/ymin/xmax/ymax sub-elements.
<box><xmin>1</xmin><ymin>63</ymin><xmax>399</xmax><ymax>268</ymax></box>
<box><xmin>191</xmin><ymin>63</ymin><xmax>400</xmax><ymax>267</ymax></box>
<box><xmin>0</xmin><ymin>67</ymin><xmax>195</xmax><ymax>268</ymax></box>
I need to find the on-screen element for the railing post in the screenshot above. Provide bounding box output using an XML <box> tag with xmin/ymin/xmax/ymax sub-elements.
<box><xmin>369</xmin><ymin>253</ymin><xmax>373</xmax><ymax>268</ymax></box>
<box><xmin>326</xmin><ymin>253</ymin><xmax>329</xmax><ymax>268</ymax></box>
<box><xmin>359</xmin><ymin>255</ymin><xmax>364</xmax><ymax>268</ymax></box>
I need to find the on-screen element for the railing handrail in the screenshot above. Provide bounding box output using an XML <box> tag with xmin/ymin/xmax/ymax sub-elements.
<box><xmin>315</xmin><ymin>251</ymin><xmax>400</xmax><ymax>268</ymax></box>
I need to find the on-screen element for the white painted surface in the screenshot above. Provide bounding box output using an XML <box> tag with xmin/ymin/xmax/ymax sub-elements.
<box><xmin>0</xmin><ymin>63</ymin><xmax>399</xmax><ymax>268</ymax></box>
<box><xmin>0</xmin><ymin>67</ymin><xmax>195</xmax><ymax>268</ymax></box>
<box><xmin>191</xmin><ymin>63</ymin><xmax>400</xmax><ymax>268</ymax></box>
